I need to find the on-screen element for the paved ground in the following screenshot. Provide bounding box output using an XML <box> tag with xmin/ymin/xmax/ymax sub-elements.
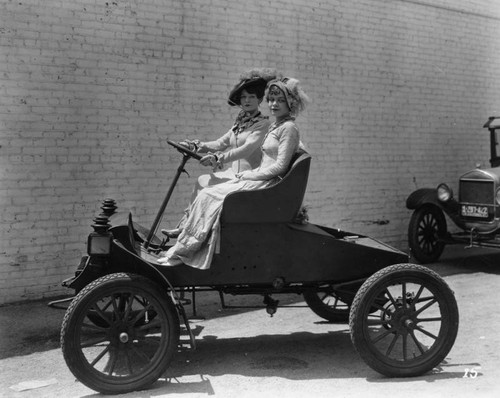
<box><xmin>0</xmin><ymin>246</ymin><xmax>499</xmax><ymax>398</ymax></box>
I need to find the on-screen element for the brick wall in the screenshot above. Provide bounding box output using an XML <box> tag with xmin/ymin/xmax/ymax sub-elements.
<box><xmin>1</xmin><ymin>0</ymin><xmax>500</xmax><ymax>304</ymax></box>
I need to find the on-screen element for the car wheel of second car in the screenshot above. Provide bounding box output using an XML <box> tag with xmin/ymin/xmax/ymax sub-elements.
<box><xmin>408</xmin><ymin>205</ymin><xmax>447</xmax><ymax>264</ymax></box>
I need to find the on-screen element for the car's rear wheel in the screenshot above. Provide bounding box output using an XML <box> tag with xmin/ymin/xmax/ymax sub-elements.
<box><xmin>408</xmin><ymin>205</ymin><xmax>447</xmax><ymax>264</ymax></box>
<box><xmin>61</xmin><ymin>273</ymin><xmax>180</xmax><ymax>395</ymax></box>
<box><xmin>304</xmin><ymin>286</ymin><xmax>351</xmax><ymax>322</ymax></box>
<box><xmin>349</xmin><ymin>263</ymin><xmax>459</xmax><ymax>377</ymax></box>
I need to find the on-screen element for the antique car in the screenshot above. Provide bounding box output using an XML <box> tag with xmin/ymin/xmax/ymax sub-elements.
<box><xmin>56</xmin><ymin>140</ymin><xmax>459</xmax><ymax>394</ymax></box>
<box><xmin>407</xmin><ymin>116</ymin><xmax>500</xmax><ymax>263</ymax></box>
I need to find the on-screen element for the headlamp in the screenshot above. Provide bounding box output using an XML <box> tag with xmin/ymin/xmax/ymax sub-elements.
<box><xmin>437</xmin><ymin>183</ymin><xmax>452</xmax><ymax>202</ymax></box>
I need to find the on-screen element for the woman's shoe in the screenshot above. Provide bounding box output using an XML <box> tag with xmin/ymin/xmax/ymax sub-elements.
<box><xmin>157</xmin><ymin>256</ymin><xmax>183</xmax><ymax>266</ymax></box>
<box><xmin>161</xmin><ymin>228</ymin><xmax>182</xmax><ymax>238</ymax></box>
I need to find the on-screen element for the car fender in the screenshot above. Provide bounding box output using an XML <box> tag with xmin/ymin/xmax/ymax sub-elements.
<box><xmin>406</xmin><ymin>188</ymin><xmax>465</xmax><ymax>229</ymax></box>
<box><xmin>406</xmin><ymin>188</ymin><xmax>440</xmax><ymax>210</ymax></box>
<box><xmin>109</xmin><ymin>241</ymin><xmax>177</xmax><ymax>293</ymax></box>
<box><xmin>65</xmin><ymin>241</ymin><xmax>176</xmax><ymax>294</ymax></box>
<box><xmin>63</xmin><ymin>256</ymin><xmax>102</xmax><ymax>292</ymax></box>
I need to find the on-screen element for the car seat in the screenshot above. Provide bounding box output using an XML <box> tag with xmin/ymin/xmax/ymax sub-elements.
<box><xmin>220</xmin><ymin>150</ymin><xmax>311</xmax><ymax>224</ymax></box>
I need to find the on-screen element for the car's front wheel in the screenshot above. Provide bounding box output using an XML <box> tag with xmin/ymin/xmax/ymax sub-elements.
<box><xmin>61</xmin><ymin>273</ymin><xmax>180</xmax><ymax>395</ymax></box>
<box><xmin>408</xmin><ymin>205</ymin><xmax>447</xmax><ymax>264</ymax></box>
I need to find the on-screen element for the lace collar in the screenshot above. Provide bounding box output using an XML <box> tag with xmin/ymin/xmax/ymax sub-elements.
<box><xmin>232</xmin><ymin>110</ymin><xmax>267</xmax><ymax>135</ymax></box>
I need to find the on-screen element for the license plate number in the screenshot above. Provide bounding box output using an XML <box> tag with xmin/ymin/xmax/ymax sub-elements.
<box><xmin>461</xmin><ymin>205</ymin><xmax>489</xmax><ymax>218</ymax></box>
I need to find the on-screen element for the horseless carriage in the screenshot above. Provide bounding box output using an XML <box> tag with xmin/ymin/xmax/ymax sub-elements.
<box><xmin>407</xmin><ymin>116</ymin><xmax>500</xmax><ymax>263</ymax></box>
<box><xmin>58</xmin><ymin>141</ymin><xmax>459</xmax><ymax>394</ymax></box>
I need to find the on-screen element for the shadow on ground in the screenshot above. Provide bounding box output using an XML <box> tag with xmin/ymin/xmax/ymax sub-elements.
<box><xmin>424</xmin><ymin>245</ymin><xmax>500</xmax><ymax>277</ymax></box>
<box><xmin>97</xmin><ymin>330</ymin><xmax>465</xmax><ymax>397</ymax></box>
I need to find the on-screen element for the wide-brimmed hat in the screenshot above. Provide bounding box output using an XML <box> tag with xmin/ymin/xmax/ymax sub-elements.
<box><xmin>227</xmin><ymin>68</ymin><xmax>278</xmax><ymax>106</ymax></box>
<box><xmin>227</xmin><ymin>77</ymin><xmax>268</xmax><ymax>106</ymax></box>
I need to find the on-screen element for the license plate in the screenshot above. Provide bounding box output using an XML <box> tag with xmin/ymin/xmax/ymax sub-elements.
<box><xmin>461</xmin><ymin>205</ymin><xmax>489</xmax><ymax>218</ymax></box>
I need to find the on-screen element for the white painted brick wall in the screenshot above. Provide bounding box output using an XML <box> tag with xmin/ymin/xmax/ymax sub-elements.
<box><xmin>1</xmin><ymin>0</ymin><xmax>500</xmax><ymax>304</ymax></box>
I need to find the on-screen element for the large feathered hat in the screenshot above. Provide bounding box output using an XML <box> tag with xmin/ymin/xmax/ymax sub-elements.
<box><xmin>228</xmin><ymin>68</ymin><xmax>278</xmax><ymax>106</ymax></box>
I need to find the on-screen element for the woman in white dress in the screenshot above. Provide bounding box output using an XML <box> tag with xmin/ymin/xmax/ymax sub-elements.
<box><xmin>158</xmin><ymin>76</ymin><xmax>310</xmax><ymax>269</ymax></box>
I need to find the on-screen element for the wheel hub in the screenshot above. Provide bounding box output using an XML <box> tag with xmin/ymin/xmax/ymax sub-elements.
<box><xmin>421</xmin><ymin>225</ymin><xmax>436</xmax><ymax>241</ymax></box>
<box><xmin>108</xmin><ymin>321</ymin><xmax>135</xmax><ymax>345</ymax></box>
<box><xmin>390</xmin><ymin>308</ymin><xmax>416</xmax><ymax>332</ymax></box>
<box><xmin>404</xmin><ymin>319</ymin><xmax>415</xmax><ymax>328</ymax></box>
<box><xmin>119</xmin><ymin>332</ymin><xmax>129</xmax><ymax>343</ymax></box>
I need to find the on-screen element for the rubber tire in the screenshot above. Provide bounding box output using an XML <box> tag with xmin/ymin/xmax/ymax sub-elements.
<box><xmin>303</xmin><ymin>288</ymin><xmax>351</xmax><ymax>323</ymax></box>
<box><xmin>349</xmin><ymin>263</ymin><xmax>459</xmax><ymax>377</ymax></box>
<box><xmin>408</xmin><ymin>205</ymin><xmax>447</xmax><ymax>264</ymax></box>
<box><xmin>61</xmin><ymin>273</ymin><xmax>180</xmax><ymax>395</ymax></box>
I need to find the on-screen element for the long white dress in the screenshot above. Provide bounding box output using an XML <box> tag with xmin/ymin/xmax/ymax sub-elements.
<box><xmin>162</xmin><ymin>119</ymin><xmax>300</xmax><ymax>270</ymax></box>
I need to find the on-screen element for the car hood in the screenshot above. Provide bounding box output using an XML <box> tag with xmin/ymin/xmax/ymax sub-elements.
<box><xmin>460</xmin><ymin>167</ymin><xmax>500</xmax><ymax>184</ymax></box>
